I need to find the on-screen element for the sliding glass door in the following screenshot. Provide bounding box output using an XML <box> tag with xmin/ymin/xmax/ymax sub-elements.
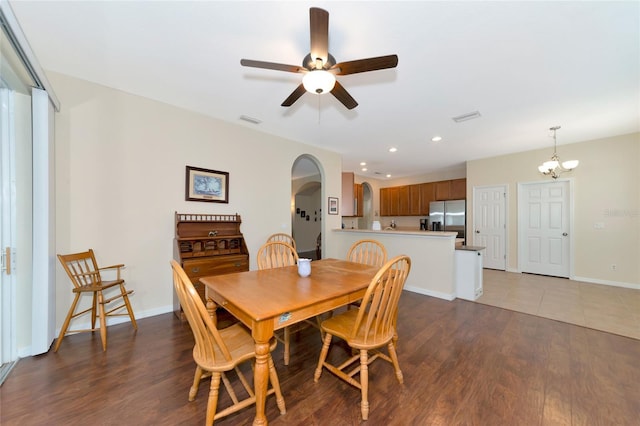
<box><xmin>0</xmin><ymin>15</ymin><xmax>34</xmax><ymax>381</ymax></box>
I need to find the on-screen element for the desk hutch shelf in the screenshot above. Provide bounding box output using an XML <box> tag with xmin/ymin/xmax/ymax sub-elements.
<box><xmin>173</xmin><ymin>212</ymin><xmax>249</xmax><ymax>318</ymax></box>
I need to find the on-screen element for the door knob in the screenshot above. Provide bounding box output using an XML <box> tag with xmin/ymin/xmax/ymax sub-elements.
<box><xmin>562</xmin><ymin>232</ymin><xmax>568</xmax><ymax>236</ymax></box>
<box><xmin>475</xmin><ymin>230</ymin><xmax>480</xmax><ymax>233</ymax></box>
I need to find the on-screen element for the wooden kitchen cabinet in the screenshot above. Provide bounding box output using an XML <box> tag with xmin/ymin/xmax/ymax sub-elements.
<box><xmin>419</xmin><ymin>182</ymin><xmax>435</xmax><ymax>214</ymax></box>
<box><xmin>398</xmin><ymin>185</ymin><xmax>411</xmax><ymax>216</ymax></box>
<box><xmin>173</xmin><ymin>212</ymin><xmax>249</xmax><ymax>319</ymax></box>
<box><xmin>450</xmin><ymin>178</ymin><xmax>467</xmax><ymax>200</ymax></box>
<box><xmin>435</xmin><ymin>180</ymin><xmax>451</xmax><ymax>201</ymax></box>
<box><xmin>354</xmin><ymin>183</ymin><xmax>364</xmax><ymax>217</ymax></box>
<box><xmin>380</xmin><ymin>187</ymin><xmax>391</xmax><ymax>216</ymax></box>
<box><xmin>380</xmin><ymin>178</ymin><xmax>466</xmax><ymax>216</ymax></box>
<box><xmin>389</xmin><ymin>186</ymin><xmax>400</xmax><ymax>216</ymax></box>
<box><xmin>409</xmin><ymin>184</ymin><xmax>421</xmax><ymax>215</ymax></box>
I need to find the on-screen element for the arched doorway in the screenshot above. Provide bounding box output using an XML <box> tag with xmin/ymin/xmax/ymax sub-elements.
<box><xmin>358</xmin><ymin>182</ymin><xmax>374</xmax><ymax>230</ymax></box>
<box><xmin>291</xmin><ymin>156</ymin><xmax>323</xmax><ymax>259</ymax></box>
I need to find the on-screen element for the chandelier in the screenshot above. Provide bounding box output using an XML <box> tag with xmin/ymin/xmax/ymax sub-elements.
<box><xmin>537</xmin><ymin>126</ymin><xmax>579</xmax><ymax>179</ymax></box>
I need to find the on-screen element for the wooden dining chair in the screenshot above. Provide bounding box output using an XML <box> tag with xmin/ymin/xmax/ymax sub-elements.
<box><xmin>266</xmin><ymin>233</ymin><xmax>297</xmax><ymax>251</ymax></box>
<box><xmin>55</xmin><ymin>249</ymin><xmax>137</xmax><ymax>352</ymax></box>
<box><xmin>171</xmin><ymin>260</ymin><xmax>286</xmax><ymax>425</ymax></box>
<box><xmin>256</xmin><ymin>241</ymin><xmax>319</xmax><ymax>365</ymax></box>
<box><xmin>257</xmin><ymin>241</ymin><xmax>299</xmax><ymax>270</ymax></box>
<box><xmin>314</xmin><ymin>255</ymin><xmax>411</xmax><ymax>421</ymax></box>
<box><xmin>347</xmin><ymin>239</ymin><xmax>388</xmax><ymax>268</ymax></box>
<box><xmin>346</xmin><ymin>239</ymin><xmax>388</xmax><ymax>310</ymax></box>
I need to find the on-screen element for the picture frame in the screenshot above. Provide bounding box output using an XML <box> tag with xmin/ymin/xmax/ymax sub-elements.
<box><xmin>328</xmin><ymin>197</ymin><xmax>339</xmax><ymax>215</ymax></box>
<box><xmin>185</xmin><ymin>166</ymin><xmax>229</xmax><ymax>203</ymax></box>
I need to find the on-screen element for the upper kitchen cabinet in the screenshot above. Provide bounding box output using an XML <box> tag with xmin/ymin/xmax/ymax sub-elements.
<box><xmin>419</xmin><ymin>182</ymin><xmax>435</xmax><ymax>214</ymax></box>
<box><xmin>354</xmin><ymin>183</ymin><xmax>364</xmax><ymax>217</ymax></box>
<box><xmin>435</xmin><ymin>178</ymin><xmax>467</xmax><ymax>201</ymax></box>
<box><xmin>380</xmin><ymin>187</ymin><xmax>390</xmax><ymax>216</ymax></box>
<box><xmin>450</xmin><ymin>178</ymin><xmax>467</xmax><ymax>200</ymax></box>
<box><xmin>341</xmin><ymin>172</ymin><xmax>363</xmax><ymax>217</ymax></box>
<box><xmin>409</xmin><ymin>184</ymin><xmax>421</xmax><ymax>215</ymax></box>
<box><xmin>435</xmin><ymin>180</ymin><xmax>451</xmax><ymax>200</ymax></box>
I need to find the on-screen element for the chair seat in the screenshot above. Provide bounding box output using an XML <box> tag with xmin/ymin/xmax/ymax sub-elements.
<box><xmin>72</xmin><ymin>279</ymin><xmax>123</xmax><ymax>293</ymax></box>
<box><xmin>321</xmin><ymin>309</ymin><xmax>395</xmax><ymax>350</ymax></box>
<box><xmin>195</xmin><ymin>323</ymin><xmax>277</xmax><ymax>372</ymax></box>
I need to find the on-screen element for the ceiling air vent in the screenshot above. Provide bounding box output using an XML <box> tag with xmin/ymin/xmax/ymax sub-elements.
<box><xmin>452</xmin><ymin>111</ymin><xmax>481</xmax><ymax>123</ymax></box>
<box><xmin>239</xmin><ymin>115</ymin><xmax>262</xmax><ymax>124</ymax></box>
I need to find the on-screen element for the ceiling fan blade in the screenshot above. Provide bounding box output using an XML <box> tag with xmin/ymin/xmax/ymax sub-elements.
<box><xmin>331</xmin><ymin>54</ymin><xmax>399</xmax><ymax>75</ymax></box>
<box><xmin>281</xmin><ymin>84</ymin><xmax>307</xmax><ymax>107</ymax></box>
<box><xmin>241</xmin><ymin>59</ymin><xmax>306</xmax><ymax>74</ymax></box>
<box><xmin>309</xmin><ymin>7</ymin><xmax>329</xmax><ymax>65</ymax></box>
<box><xmin>331</xmin><ymin>81</ymin><xmax>358</xmax><ymax>110</ymax></box>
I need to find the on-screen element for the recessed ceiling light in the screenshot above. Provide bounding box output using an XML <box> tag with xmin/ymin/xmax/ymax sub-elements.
<box><xmin>361</xmin><ymin>167</ymin><xmax>368</xmax><ymax>172</ymax></box>
<box><xmin>431</xmin><ymin>136</ymin><xmax>442</xmax><ymax>142</ymax></box>
<box><xmin>388</xmin><ymin>147</ymin><xmax>397</xmax><ymax>153</ymax></box>
<box><xmin>360</xmin><ymin>162</ymin><xmax>367</xmax><ymax>166</ymax></box>
<box><xmin>386</xmin><ymin>174</ymin><xmax>392</xmax><ymax>178</ymax></box>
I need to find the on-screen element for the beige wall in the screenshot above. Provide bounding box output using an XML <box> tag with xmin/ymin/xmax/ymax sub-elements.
<box><xmin>51</xmin><ymin>72</ymin><xmax>344</xmax><ymax>327</ymax></box>
<box><xmin>467</xmin><ymin>132</ymin><xmax>640</xmax><ymax>286</ymax></box>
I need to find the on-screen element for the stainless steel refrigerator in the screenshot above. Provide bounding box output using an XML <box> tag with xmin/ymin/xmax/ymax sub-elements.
<box><xmin>429</xmin><ymin>200</ymin><xmax>466</xmax><ymax>240</ymax></box>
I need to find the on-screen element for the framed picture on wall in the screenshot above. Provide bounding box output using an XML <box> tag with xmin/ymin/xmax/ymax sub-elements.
<box><xmin>328</xmin><ymin>197</ymin><xmax>339</xmax><ymax>215</ymax></box>
<box><xmin>185</xmin><ymin>166</ymin><xmax>229</xmax><ymax>203</ymax></box>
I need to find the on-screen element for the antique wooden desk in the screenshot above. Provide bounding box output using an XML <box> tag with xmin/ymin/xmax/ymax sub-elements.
<box><xmin>200</xmin><ymin>258</ymin><xmax>379</xmax><ymax>426</ymax></box>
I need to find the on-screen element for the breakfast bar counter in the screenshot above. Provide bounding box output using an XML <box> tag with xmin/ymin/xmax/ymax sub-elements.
<box><xmin>332</xmin><ymin>228</ymin><xmax>457</xmax><ymax>300</ymax></box>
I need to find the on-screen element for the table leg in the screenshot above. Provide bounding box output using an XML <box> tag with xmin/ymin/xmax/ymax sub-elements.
<box><xmin>205</xmin><ymin>297</ymin><xmax>218</xmax><ymax>327</ymax></box>
<box><xmin>252</xmin><ymin>321</ymin><xmax>274</xmax><ymax>426</ymax></box>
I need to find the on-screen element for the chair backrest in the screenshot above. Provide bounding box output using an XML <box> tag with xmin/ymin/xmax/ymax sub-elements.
<box><xmin>347</xmin><ymin>239</ymin><xmax>388</xmax><ymax>268</ymax></box>
<box><xmin>170</xmin><ymin>260</ymin><xmax>232</xmax><ymax>364</ymax></box>
<box><xmin>257</xmin><ymin>241</ymin><xmax>299</xmax><ymax>270</ymax></box>
<box><xmin>58</xmin><ymin>249</ymin><xmax>103</xmax><ymax>288</ymax></box>
<box><xmin>350</xmin><ymin>255</ymin><xmax>411</xmax><ymax>346</ymax></box>
<box><xmin>266</xmin><ymin>233</ymin><xmax>297</xmax><ymax>250</ymax></box>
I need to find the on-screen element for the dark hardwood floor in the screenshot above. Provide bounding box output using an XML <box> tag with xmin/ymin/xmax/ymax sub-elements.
<box><xmin>2</xmin><ymin>292</ymin><xmax>639</xmax><ymax>425</ymax></box>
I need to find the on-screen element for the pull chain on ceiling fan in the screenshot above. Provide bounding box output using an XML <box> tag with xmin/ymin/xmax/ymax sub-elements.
<box><xmin>240</xmin><ymin>7</ymin><xmax>398</xmax><ymax>110</ymax></box>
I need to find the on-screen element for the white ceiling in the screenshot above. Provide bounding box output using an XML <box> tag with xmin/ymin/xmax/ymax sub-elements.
<box><xmin>9</xmin><ymin>1</ymin><xmax>640</xmax><ymax>179</ymax></box>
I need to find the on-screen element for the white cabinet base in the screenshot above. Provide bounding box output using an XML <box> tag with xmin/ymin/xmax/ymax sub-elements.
<box><xmin>455</xmin><ymin>248</ymin><xmax>484</xmax><ymax>301</ymax></box>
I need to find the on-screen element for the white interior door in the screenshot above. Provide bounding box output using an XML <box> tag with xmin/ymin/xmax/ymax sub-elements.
<box><xmin>473</xmin><ymin>185</ymin><xmax>506</xmax><ymax>270</ymax></box>
<box><xmin>518</xmin><ymin>180</ymin><xmax>571</xmax><ymax>278</ymax></box>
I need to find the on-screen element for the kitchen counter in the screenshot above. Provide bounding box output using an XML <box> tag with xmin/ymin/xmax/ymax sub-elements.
<box><xmin>336</xmin><ymin>228</ymin><xmax>458</xmax><ymax>237</ymax></box>
<box><xmin>332</xmin><ymin>228</ymin><xmax>457</xmax><ymax>300</ymax></box>
<box><xmin>456</xmin><ymin>245</ymin><xmax>485</xmax><ymax>251</ymax></box>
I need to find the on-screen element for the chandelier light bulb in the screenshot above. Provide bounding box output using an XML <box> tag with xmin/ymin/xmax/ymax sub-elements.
<box><xmin>537</xmin><ymin>126</ymin><xmax>579</xmax><ymax>179</ymax></box>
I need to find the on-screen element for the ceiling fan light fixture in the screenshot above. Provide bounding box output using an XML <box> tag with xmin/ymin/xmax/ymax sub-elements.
<box><xmin>302</xmin><ymin>70</ymin><xmax>336</xmax><ymax>94</ymax></box>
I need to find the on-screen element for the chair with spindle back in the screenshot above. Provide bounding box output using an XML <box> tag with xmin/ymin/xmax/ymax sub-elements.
<box><xmin>314</xmin><ymin>255</ymin><xmax>411</xmax><ymax>420</ymax></box>
<box><xmin>266</xmin><ymin>233</ymin><xmax>297</xmax><ymax>251</ymax></box>
<box><xmin>346</xmin><ymin>239</ymin><xmax>388</xmax><ymax>310</ymax></box>
<box><xmin>171</xmin><ymin>260</ymin><xmax>285</xmax><ymax>425</ymax></box>
<box><xmin>347</xmin><ymin>239</ymin><xmax>388</xmax><ymax>268</ymax></box>
<box><xmin>55</xmin><ymin>249</ymin><xmax>137</xmax><ymax>352</ymax></box>
<box><xmin>256</xmin><ymin>241</ymin><xmax>320</xmax><ymax>365</ymax></box>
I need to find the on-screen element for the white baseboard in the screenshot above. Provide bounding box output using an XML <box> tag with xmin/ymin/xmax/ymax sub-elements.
<box><xmin>572</xmin><ymin>276</ymin><xmax>639</xmax><ymax>290</ymax></box>
<box><xmin>404</xmin><ymin>285</ymin><xmax>456</xmax><ymax>301</ymax></box>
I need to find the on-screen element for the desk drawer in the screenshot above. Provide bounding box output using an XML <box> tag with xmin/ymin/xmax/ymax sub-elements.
<box><xmin>183</xmin><ymin>255</ymin><xmax>249</xmax><ymax>278</ymax></box>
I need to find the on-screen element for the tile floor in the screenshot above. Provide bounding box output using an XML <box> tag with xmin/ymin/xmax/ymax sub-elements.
<box><xmin>476</xmin><ymin>269</ymin><xmax>640</xmax><ymax>340</ymax></box>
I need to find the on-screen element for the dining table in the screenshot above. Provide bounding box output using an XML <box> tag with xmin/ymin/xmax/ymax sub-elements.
<box><xmin>200</xmin><ymin>258</ymin><xmax>380</xmax><ymax>426</ymax></box>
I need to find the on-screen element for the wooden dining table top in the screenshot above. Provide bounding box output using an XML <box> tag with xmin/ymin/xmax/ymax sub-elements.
<box><xmin>201</xmin><ymin>258</ymin><xmax>379</xmax><ymax>329</ymax></box>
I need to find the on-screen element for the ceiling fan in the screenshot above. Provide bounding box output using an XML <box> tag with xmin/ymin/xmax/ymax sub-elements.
<box><xmin>240</xmin><ymin>7</ymin><xmax>398</xmax><ymax>110</ymax></box>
